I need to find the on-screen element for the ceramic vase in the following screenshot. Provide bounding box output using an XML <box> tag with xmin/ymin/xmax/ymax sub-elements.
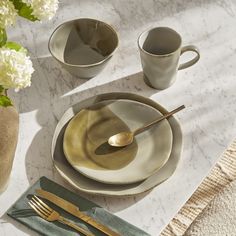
<box><xmin>0</xmin><ymin>93</ymin><xmax>19</xmax><ymax>193</ymax></box>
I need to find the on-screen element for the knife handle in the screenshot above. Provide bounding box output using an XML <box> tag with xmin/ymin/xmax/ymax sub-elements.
<box><xmin>59</xmin><ymin>216</ymin><xmax>95</xmax><ymax>236</ymax></box>
<box><xmin>79</xmin><ymin>214</ymin><xmax>121</xmax><ymax>236</ymax></box>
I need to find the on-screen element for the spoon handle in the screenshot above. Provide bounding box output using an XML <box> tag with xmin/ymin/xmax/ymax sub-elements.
<box><xmin>133</xmin><ymin>105</ymin><xmax>185</xmax><ymax>136</ymax></box>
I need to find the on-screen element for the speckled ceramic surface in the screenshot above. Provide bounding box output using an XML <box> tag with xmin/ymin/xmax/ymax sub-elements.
<box><xmin>63</xmin><ymin>99</ymin><xmax>173</xmax><ymax>184</ymax></box>
<box><xmin>52</xmin><ymin>93</ymin><xmax>183</xmax><ymax>196</ymax></box>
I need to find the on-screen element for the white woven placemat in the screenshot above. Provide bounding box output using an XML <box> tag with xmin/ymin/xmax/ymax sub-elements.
<box><xmin>161</xmin><ymin>140</ymin><xmax>236</xmax><ymax>236</ymax></box>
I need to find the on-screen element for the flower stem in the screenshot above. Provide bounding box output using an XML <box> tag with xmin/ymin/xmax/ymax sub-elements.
<box><xmin>0</xmin><ymin>87</ymin><xmax>7</xmax><ymax>96</ymax></box>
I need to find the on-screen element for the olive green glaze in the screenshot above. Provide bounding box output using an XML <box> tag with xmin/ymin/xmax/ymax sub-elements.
<box><xmin>63</xmin><ymin>104</ymin><xmax>138</xmax><ymax>171</ymax></box>
<box><xmin>49</xmin><ymin>18</ymin><xmax>118</xmax><ymax>79</ymax></box>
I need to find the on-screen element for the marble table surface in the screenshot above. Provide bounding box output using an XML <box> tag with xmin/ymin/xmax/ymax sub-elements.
<box><xmin>1</xmin><ymin>0</ymin><xmax>236</xmax><ymax>235</ymax></box>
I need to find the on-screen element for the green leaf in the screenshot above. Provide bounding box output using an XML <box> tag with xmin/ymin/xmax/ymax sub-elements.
<box><xmin>0</xmin><ymin>95</ymin><xmax>13</xmax><ymax>107</ymax></box>
<box><xmin>10</xmin><ymin>0</ymin><xmax>38</xmax><ymax>21</ymax></box>
<box><xmin>0</xmin><ymin>28</ymin><xmax>7</xmax><ymax>47</ymax></box>
<box><xmin>5</xmin><ymin>42</ymin><xmax>28</xmax><ymax>54</ymax></box>
<box><xmin>5</xmin><ymin>42</ymin><xmax>22</xmax><ymax>51</ymax></box>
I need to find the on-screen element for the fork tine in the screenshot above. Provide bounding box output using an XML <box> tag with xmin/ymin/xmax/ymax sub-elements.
<box><xmin>28</xmin><ymin>201</ymin><xmax>47</xmax><ymax>219</ymax></box>
<box><xmin>33</xmin><ymin>196</ymin><xmax>53</xmax><ymax>213</ymax></box>
<box><xmin>29</xmin><ymin>200</ymin><xmax>49</xmax><ymax>217</ymax></box>
<box><xmin>32</xmin><ymin>197</ymin><xmax>51</xmax><ymax>215</ymax></box>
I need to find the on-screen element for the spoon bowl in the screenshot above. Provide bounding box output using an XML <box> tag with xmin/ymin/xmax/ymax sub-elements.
<box><xmin>108</xmin><ymin>132</ymin><xmax>134</xmax><ymax>147</ymax></box>
<box><xmin>108</xmin><ymin>105</ymin><xmax>185</xmax><ymax>147</ymax></box>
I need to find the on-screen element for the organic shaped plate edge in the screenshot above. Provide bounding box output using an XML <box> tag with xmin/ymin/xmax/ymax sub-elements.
<box><xmin>51</xmin><ymin>92</ymin><xmax>183</xmax><ymax>196</ymax></box>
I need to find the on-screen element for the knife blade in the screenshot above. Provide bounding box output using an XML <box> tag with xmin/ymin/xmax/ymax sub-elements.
<box><xmin>36</xmin><ymin>189</ymin><xmax>120</xmax><ymax>236</ymax></box>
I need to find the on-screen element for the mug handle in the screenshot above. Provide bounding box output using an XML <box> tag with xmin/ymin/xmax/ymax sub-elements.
<box><xmin>178</xmin><ymin>45</ymin><xmax>200</xmax><ymax>70</ymax></box>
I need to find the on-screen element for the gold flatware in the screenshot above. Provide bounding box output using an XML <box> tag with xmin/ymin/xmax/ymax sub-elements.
<box><xmin>36</xmin><ymin>189</ymin><xmax>121</xmax><ymax>236</ymax></box>
<box><xmin>28</xmin><ymin>195</ymin><xmax>94</xmax><ymax>236</ymax></box>
<box><xmin>108</xmin><ymin>105</ymin><xmax>185</xmax><ymax>147</ymax></box>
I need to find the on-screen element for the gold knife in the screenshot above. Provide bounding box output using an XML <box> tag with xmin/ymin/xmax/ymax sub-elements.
<box><xmin>36</xmin><ymin>189</ymin><xmax>121</xmax><ymax>236</ymax></box>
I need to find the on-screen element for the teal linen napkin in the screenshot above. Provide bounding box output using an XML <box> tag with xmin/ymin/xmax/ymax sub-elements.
<box><xmin>7</xmin><ymin>176</ymin><xmax>150</xmax><ymax>236</ymax></box>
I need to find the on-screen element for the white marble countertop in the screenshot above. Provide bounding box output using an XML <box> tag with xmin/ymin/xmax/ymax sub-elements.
<box><xmin>1</xmin><ymin>0</ymin><xmax>236</xmax><ymax>235</ymax></box>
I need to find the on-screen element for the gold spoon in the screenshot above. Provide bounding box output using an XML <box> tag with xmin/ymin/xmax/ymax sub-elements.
<box><xmin>108</xmin><ymin>105</ymin><xmax>185</xmax><ymax>147</ymax></box>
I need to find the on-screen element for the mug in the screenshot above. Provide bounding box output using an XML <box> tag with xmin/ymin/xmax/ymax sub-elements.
<box><xmin>138</xmin><ymin>27</ymin><xmax>200</xmax><ymax>89</ymax></box>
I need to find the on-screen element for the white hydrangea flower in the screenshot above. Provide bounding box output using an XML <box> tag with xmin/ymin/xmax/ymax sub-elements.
<box><xmin>0</xmin><ymin>47</ymin><xmax>34</xmax><ymax>90</ymax></box>
<box><xmin>0</xmin><ymin>0</ymin><xmax>18</xmax><ymax>28</ymax></box>
<box><xmin>22</xmin><ymin>0</ymin><xmax>59</xmax><ymax>21</ymax></box>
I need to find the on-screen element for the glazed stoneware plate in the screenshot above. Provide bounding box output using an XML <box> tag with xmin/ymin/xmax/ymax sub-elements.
<box><xmin>63</xmin><ymin>99</ymin><xmax>173</xmax><ymax>184</ymax></box>
<box><xmin>52</xmin><ymin>93</ymin><xmax>183</xmax><ymax>196</ymax></box>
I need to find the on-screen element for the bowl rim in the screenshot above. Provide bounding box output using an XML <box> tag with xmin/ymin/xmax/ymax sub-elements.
<box><xmin>48</xmin><ymin>18</ymin><xmax>119</xmax><ymax>68</ymax></box>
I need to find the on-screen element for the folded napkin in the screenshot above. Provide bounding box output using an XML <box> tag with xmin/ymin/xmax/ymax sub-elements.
<box><xmin>7</xmin><ymin>176</ymin><xmax>150</xmax><ymax>236</ymax></box>
<box><xmin>161</xmin><ymin>140</ymin><xmax>236</xmax><ymax>236</ymax></box>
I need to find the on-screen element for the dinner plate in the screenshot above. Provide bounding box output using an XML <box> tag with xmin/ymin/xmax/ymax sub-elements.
<box><xmin>52</xmin><ymin>93</ymin><xmax>183</xmax><ymax>196</ymax></box>
<box><xmin>63</xmin><ymin>99</ymin><xmax>173</xmax><ymax>184</ymax></box>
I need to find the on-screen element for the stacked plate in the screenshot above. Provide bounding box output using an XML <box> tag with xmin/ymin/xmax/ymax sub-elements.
<box><xmin>52</xmin><ymin>93</ymin><xmax>183</xmax><ymax>196</ymax></box>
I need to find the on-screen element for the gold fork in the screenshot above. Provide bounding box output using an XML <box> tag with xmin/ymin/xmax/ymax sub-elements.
<box><xmin>28</xmin><ymin>195</ymin><xmax>94</xmax><ymax>236</ymax></box>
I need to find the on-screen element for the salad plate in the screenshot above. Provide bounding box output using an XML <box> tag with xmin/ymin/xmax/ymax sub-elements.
<box><xmin>63</xmin><ymin>99</ymin><xmax>173</xmax><ymax>184</ymax></box>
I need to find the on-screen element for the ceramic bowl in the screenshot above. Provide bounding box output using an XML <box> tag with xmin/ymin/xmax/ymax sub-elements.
<box><xmin>48</xmin><ymin>18</ymin><xmax>119</xmax><ymax>79</ymax></box>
